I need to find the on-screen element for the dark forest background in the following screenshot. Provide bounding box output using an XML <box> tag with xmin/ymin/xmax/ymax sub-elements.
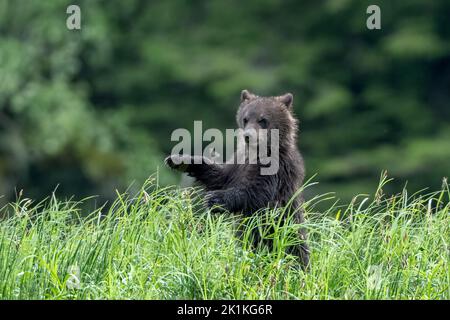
<box><xmin>0</xmin><ymin>0</ymin><xmax>449</xmax><ymax>206</ymax></box>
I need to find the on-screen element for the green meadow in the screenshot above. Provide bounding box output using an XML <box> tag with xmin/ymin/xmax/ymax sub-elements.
<box><xmin>0</xmin><ymin>175</ymin><xmax>448</xmax><ymax>299</ymax></box>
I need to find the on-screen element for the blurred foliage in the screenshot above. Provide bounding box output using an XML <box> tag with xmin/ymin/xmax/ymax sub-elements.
<box><xmin>0</xmin><ymin>0</ymin><xmax>449</xmax><ymax>204</ymax></box>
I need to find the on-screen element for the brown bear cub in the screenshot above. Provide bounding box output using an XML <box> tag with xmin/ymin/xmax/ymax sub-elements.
<box><xmin>165</xmin><ymin>90</ymin><xmax>309</xmax><ymax>266</ymax></box>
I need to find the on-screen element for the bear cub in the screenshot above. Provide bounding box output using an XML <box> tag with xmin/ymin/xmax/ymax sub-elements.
<box><xmin>165</xmin><ymin>90</ymin><xmax>309</xmax><ymax>266</ymax></box>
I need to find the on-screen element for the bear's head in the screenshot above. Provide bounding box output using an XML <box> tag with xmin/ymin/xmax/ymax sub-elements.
<box><xmin>236</xmin><ymin>90</ymin><xmax>298</xmax><ymax>150</ymax></box>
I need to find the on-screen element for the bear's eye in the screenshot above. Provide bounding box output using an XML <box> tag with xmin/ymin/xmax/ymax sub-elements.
<box><xmin>258</xmin><ymin>118</ymin><xmax>268</xmax><ymax>129</ymax></box>
<box><xmin>243</xmin><ymin>118</ymin><xmax>248</xmax><ymax>126</ymax></box>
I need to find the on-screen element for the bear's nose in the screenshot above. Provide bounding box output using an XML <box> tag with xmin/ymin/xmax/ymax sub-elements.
<box><xmin>243</xmin><ymin>128</ymin><xmax>256</xmax><ymax>144</ymax></box>
<box><xmin>244</xmin><ymin>135</ymin><xmax>250</xmax><ymax>144</ymax></box>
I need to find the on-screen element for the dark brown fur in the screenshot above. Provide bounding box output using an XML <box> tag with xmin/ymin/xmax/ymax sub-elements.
<box><xmin>165</xmin><ymin>90</ymin><xmax>309</xmax><ymax>266</ymax></box>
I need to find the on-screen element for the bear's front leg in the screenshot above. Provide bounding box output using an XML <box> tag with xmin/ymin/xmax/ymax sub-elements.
<box><xmin>205</xmin><ymin>188</ymin><xmax>245</xmax><ymax>213</ymax></box>
<box><xmin>205</xmin><ymin>177</ymin><xmax>277</xmax><ymax>213</ymax></box>
<box><xmin>165</xmin><ymin>154</ymin><xmax>207</xmax><ymax>172</ymax></box>
<box><xmin>165</xmin><ymin>154</ymin><xmax>227</xmax><ymax>190</ymax></box>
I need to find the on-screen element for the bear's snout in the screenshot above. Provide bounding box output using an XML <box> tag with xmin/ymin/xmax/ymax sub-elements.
<box><xmin>243</xmin><ymin>128</ymin><xmax>257</xmax><ymax>145</ymax></box>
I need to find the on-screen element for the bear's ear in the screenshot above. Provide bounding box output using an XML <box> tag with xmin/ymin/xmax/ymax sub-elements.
<box><xmin>277</xmin><ymin>93</ymin><xmax>294</xmax><ymax>109</ymax></box>
<box><xmin>241</xmin><ymin>89</ymin><xmax>256</xmax><ymax>102</ymax></box>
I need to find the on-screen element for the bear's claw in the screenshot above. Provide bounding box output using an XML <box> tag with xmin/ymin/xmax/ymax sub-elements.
<box><xmin>164</xmin><ymin>155</ymin><xmax>190</xmax><ymax>172</ymax></box>
<box><xmin>204</xmin><ymin>190</ymin><xmax>227</xmax><ymax>213</ymax></box>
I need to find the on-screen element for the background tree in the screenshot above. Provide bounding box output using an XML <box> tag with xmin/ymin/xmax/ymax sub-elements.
<box><xmin>0</xmin><ymin>0</ymin><xmax>449</xmax><ymax>205</ymax></box>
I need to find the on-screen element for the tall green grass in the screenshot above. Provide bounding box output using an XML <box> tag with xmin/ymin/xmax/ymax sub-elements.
<box><xmin>0</xmin><ymin>174</ymin><xmax>448</xmax><ymax>299</ymax></box>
